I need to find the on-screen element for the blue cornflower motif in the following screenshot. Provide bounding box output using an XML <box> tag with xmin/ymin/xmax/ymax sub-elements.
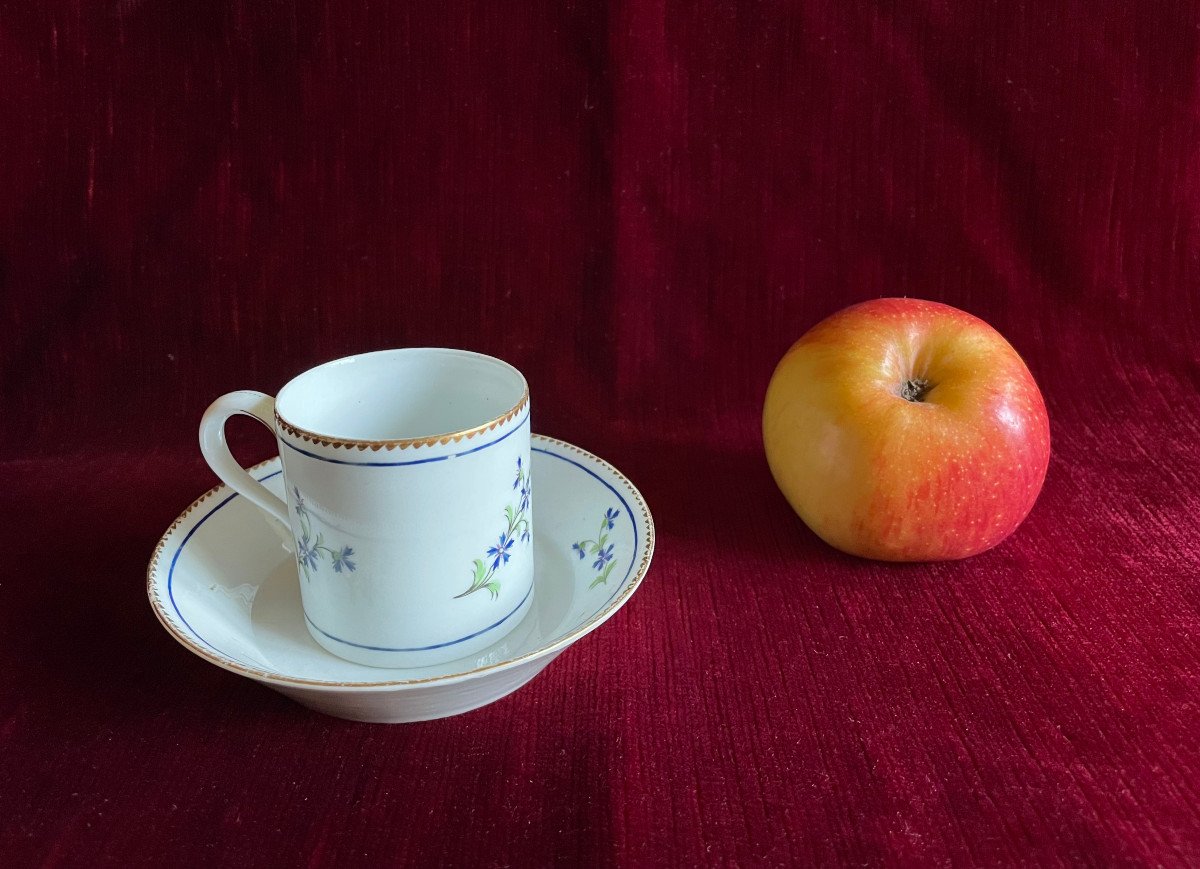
<box><xmin>592</xmin><ymin>544</ymin><xmax>614</xmax><ymax>571</ymax></box>
<box><xmin>519</xmin><ymin>488</ymin><xmax>531</xmax><ymax>513</ymax></box>
<box><xmin>486</xmin><ymin>533</ymin><xmax>514</xmax><ymax>570</ymax></box>
<box><xmin>296</xmin><ymin>535</ymin><xmax>318</xmax><ymax>572</ymax></box>
<box><xmin>604</xmin><ymin>508</ymin><xmax>620</xmax><ymax>530</ymax></box>
<box><xmin>571</xmin><ymin>542</ymin><xmax>587</xmax><ymax>560</ymax></box>
<box><xmin>521</xmin><ymin>528</ymin><xmax>531</xmax><ymax>543</ymax></box>
<box><xmin>293</xmin><ymin>486</ymin><xmax>308</xmax><ymax>517</ymax></box>
<box><xmin>331</xmin><ymin>546</ymin><xmax>356</xmax><ymax>573</ymax></box>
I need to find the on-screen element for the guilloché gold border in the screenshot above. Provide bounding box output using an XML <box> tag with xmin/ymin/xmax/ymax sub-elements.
<box><xmin>275</xmin><ymin>390</ymin><xmax>530</xmax><ymax>452</ymax></box>
<box><xmin>145</xmin><ymin>435</ymin><xmax>655</xmax><ymax>690</ymax></box>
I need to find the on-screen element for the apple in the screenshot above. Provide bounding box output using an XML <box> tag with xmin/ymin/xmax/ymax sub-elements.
<box><xmin>762</xmin><ymin>298</ymin><xmax>1050</xmax><ymax>561</ymax></box>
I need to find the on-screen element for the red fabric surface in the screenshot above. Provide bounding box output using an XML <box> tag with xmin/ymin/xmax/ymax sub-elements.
<box><xmin>2</xmin><ymin>1</ymin><xmax>1199</xmax><ymax>865</ymax></box>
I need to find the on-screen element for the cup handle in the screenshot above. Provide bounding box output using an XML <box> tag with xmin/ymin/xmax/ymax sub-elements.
<box><xmin>199</xmin><ymin>390</ymin><xmax>290</xmax><ymax>529</ymax></box>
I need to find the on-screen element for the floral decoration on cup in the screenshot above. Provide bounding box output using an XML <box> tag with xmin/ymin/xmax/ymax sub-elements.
<box><xmin>292</xmin><ymin>487</ymin><xmax>357</xmax><ymax>582</ymax></box>
<box><xmin>456</xmin><ymin>457</ymin><xmax>532</xmax><ymax>600</ymax></box>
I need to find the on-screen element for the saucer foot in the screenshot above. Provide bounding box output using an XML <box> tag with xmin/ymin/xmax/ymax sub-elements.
<box><xmin>273</xmin><ymin>652</ymin><xmax>561</xmax><ymax>722</ymax></box>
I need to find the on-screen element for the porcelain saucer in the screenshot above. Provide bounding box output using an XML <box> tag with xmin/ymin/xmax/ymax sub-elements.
<box><xmin>147</xmin><ymin>435</ymin><xmax>654</xmax><ymax>723</ymax></box>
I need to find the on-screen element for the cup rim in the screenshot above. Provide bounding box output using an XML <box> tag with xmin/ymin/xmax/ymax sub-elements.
<box><xmin>273</xmin><ymin>348</ymin><xmax>529</xmax><ymax>451</ymax></box>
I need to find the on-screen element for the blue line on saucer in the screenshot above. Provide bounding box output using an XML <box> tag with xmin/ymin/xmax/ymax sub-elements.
<box><xmin>280</xmin><ymin>411</ymin><xmax>529</xmax><ymax>466</ymax></box>
<box><xmin>303</xmin><ymin>580</ymin><xmax>534</xmax><ymax>652</ymax></box>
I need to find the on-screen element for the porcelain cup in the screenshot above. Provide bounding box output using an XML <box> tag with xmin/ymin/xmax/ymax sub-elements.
<box><xmin>199</xmin><ymin>348</ymin><xmax>534</xmax><ymax>668</ymax></box>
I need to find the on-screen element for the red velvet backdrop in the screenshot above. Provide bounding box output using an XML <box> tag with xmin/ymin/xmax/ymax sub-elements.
<box><xmin>2</xmin><ymin>0</ymin><xmax>1199</xmax><ymax>865</ymax></box>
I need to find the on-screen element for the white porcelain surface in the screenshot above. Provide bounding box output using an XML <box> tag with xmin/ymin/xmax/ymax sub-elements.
<box><xmin>198</xmin><ymin>348</ymin><xmax>533</xmax><ymax>668</ymax></box>
<box><xmin>147</xmin><ymin>436</ymin><xmax>654</xmax><ymax>723</ymax></box>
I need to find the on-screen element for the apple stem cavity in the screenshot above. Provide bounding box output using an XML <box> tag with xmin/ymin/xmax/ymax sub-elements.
<box><xmin>900</xmin><ymin>378</ymin><xmax>932</xmax><ymax>402</ymax></box>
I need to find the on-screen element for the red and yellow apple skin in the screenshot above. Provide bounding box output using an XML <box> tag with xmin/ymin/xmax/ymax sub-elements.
<box><xmin>763</xmin><ymin>298</ymin><xmax>1050</xmax><ymax>561</ymax></box>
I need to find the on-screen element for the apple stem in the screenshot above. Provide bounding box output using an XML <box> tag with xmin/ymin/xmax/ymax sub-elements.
<box><xmin>900</xmin><ymin>378</ymin><xmax>932</xmax><ymax>402</ymax></box>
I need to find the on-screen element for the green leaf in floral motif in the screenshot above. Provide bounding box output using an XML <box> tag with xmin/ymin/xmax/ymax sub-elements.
<box><xmin>590</xmin><ymin>561</ymin><xmax>616</xmax><ymax>589</ymax></box>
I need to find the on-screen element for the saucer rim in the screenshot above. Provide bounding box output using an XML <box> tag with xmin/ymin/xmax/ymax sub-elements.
<box><xmin>146</xmin><ymin>434</ymin><xmax>655</xmax><ymax>692</ymax></box>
